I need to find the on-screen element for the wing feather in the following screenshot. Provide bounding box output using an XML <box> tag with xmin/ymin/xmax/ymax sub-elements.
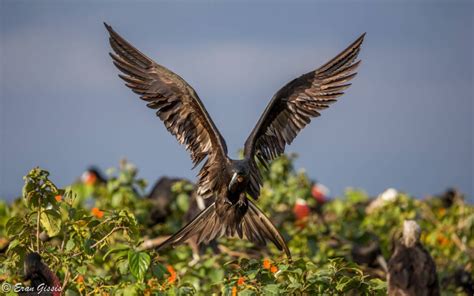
<box><xmin>244</xmin><ymin>33</ymin><xmax>365</xmax><ymax>200</ymax></box>
<box><xmin>105</xmin><ymin>23</ymin><xmax>228</xmax><ymax>199</ymax></box>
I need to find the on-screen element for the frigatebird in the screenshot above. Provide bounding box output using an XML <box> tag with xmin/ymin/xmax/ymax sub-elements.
<box><xmin>105</xmin><ymin>23</ymin><xmax>365</xmax><ymax>259</ymax></box>
<box><xmin>387</xmin><ymin>220</ymin><xmax>440</xmax><ymax>296</ymax></box>
<box><xmin>22</xmin><ymin>252</ymin><xmax>61</xmax><ymax>296</ymax></box>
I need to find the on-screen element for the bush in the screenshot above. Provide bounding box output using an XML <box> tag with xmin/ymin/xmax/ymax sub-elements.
<box><xmin>0</xmin><ymin>155</ymin><xmax>472</xmax><ymax>295</ymax></box>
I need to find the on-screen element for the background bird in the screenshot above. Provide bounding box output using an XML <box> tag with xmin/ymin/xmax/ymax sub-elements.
<box><xmin>21</xmin><ymin>252</ymin><xmax>61</xmax><ymax>296</ymax></box>
<box><xmin>387</xmin><ymin>220</ymin><xmax>440</xmax><ymax>296</ymax></box>
<box><xmin>105</xmin><ymin>23</ymin><xmax>365</xmax><ymax>259</ymax></box>
<box><xmin>147</xmin><ymin>176</ymin><xmax>192</xmax><ymax>225</ymax></box>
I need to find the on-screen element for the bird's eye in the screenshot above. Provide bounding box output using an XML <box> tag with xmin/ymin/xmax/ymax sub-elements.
<box><xmin>237</xmin><ymin>176</ymin><xmax>245</xmax><ymax>183</ymax></box>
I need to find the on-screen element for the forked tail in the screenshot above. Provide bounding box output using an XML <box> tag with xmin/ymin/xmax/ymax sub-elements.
<box><xmin>156</xmin><ymin>200</ymin><xmax>292</xmax><ymax>260</ymax></box>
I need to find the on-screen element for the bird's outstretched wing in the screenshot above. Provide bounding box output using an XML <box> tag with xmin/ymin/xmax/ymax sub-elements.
<box><xmin>243</xmin><ymin>34</ymin><xmax>365</xmax><ymax>200</ymax></box>
<box><xmin>105</xmin><ymin>23</ymin><xmax>228</xmax><ymax>199</ymax></box>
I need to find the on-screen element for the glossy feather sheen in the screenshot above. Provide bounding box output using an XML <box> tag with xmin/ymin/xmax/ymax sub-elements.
<box><xmin>106</xmin><ymin>23</ymin><xmax>365</xmax><ymax>259</ymax></box>
<box><xmin>105</xmin><ymin>23</ymin><xmax>228</xmax><ymax>201</ymax></box>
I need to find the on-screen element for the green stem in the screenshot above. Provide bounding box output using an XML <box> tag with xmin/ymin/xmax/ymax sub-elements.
<box><xmin>36</xmin><ymin>203</ymin><xmax>41</xmax><ymax>252</ymax></box>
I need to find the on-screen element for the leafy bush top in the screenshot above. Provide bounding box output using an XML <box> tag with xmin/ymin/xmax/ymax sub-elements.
<box><xmin>0</xmin><ymin>155</ymin><xmax>472</xmax><ymax>295</ymax></box>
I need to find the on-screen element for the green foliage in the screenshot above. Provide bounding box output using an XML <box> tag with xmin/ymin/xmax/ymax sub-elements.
<box><xmin>0</xmin><ymin>156</ymin><xmax>472</xmax><ymax>295</ymax></box>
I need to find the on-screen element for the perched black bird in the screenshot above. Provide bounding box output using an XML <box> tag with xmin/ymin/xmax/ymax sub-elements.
<box><xmin>435</xmin><ymin>187</ymin><xmax>463</xmax><ymax>209</ymax></box>
<box><xmin>105</xmin><ymin>23</ymin><xmax>365</xmax><ymax>259</ymax></box>
<box><xmin>351</xmin><ymin>236</ymin><xmax>388</xmax><ymax>274</ymax></box>
<box><xmin>388</xmin><ymin>220</ymin><xmax>440</xmax><ymax>296</ymax></box>
<box><xmin>147</xmin><ymin>176</ymin><xmax>192</xmax><ymax>224</ymax></box>
<box><xmin>22</xmin><ymin>252</ymin><xmax>61</xmax><ymax>296</ymax></box>
<box><xmin>442</xmin><ymin>268</ymin><xmax>474</xmax><ymax>296</ymax></box>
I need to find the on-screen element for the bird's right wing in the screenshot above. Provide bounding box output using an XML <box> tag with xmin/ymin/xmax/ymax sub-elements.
<box><xmin>105</xmin><ymin>23</ymin><xmax>228</xmax><ymax>199</ymax></box>
<box><xmin>243</xmin><ymin>34</ymin><xmax>365</xmax><ymax>200</ymax></box>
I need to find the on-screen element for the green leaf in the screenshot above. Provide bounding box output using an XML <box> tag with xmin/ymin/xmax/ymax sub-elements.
<box><xmin>176</xmin><ymin>193</ymin><xmax>190</xmax><ymax>212</ymax></box>
<box><xmin>152</xmin><ymin>263</ymin><xmax>168</xmax><ymax>279</ymax></box>
<box><xmin>77</xmin><ymin>265</ymin><xmax>87</xmax><ymax>275</ymax></box>
<box><xmin>65</xmin><ymin>239</ymin><xmax>76</xmax><ymax>252</ymax></box>
<box><xmin>263</xmin><ymin>284</ymin><xmax>280</xmax><ymax>295</ymax></box>
<box><xmin>6</xmin><ymin>217</ymin><xmax>24</xmax><ymax>236</ymax></box>
<box><xmin>209</xmin><ymin>268</ymin><xmax>224</xmax><ymax>283</ymax></box>
<box><xmin>40</xmin><ymin>209</ymin><xmax>62</xmax><ymax>237</ymax></box>
<box><xmin>128</xmin><ymin>250</ymin><xmax>151</xmax><ymax>282</ymax></box>
<box><xmin>7</xmin><ymin>239</ymin><xmax>20</xmax><ymax>250</ymax></box>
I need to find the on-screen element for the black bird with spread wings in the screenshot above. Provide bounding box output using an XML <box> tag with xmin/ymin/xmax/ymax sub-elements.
<box><xmin>105</xmin><ymin>23</ymin><xmax>365</xmax><ymax>259</ymax></box>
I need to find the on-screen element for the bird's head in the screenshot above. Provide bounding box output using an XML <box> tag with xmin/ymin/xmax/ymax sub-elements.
<box><xmin>402</xmin><ymin>220</ymin><xmax>421</xmax><ymax>248</ymax></box>
<box><xmin>228</xmin><ymin>160</ymin><xmax>250</xmax><ymax>191</ymax></box>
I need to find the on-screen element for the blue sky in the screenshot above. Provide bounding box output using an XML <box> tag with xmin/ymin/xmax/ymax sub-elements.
<box><xmin>1</xmin><ymin>0</ymin><xmax>472</xmax><ymax>201</ymax></box>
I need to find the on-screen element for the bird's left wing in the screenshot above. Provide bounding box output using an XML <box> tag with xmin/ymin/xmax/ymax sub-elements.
<box><xmin>105</xmin><ymin>23</ymin><xmax>228</xmax><ymax>199</ymax></box>
<box><xmin>243</xmin><ymin>34</ymin><xmax>365</xmax><ymax>200</ymax></box>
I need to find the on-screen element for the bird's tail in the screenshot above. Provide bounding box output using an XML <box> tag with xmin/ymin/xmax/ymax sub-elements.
<box><xmin>156</xmin><ymin>202</ymin><xmax>221</xmax><ymax>251</ymax></box>
<box><xmin>156</xmin><ymin>200</ymin><xmax>291</xmax><ymax>260</ymax></box>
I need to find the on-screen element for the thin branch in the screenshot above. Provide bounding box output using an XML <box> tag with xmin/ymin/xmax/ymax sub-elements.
<box><xmin>72</xmin><ymin>226</ymin><xmax>127</xmax><ymax>257</ymax></box>
<box><xmin>61</xmin><ymin>268</ymin><xmax>70</xmax><ymax>291</ymax></box>
<box><xmin>90</xmin><ymin>226</ymin><xmax>127</xmax><ymax>249</ymax></box>
<box><xmin>36</xmin><ymin>205</ymin><xmax>41</xmax><ymax>252</ymax></box>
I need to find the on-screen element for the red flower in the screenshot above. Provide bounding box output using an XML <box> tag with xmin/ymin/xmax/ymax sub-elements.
<box><xmin>293</xmin><ymin>199</ymin><xmax>310</xmax><ymax>220</ymax></box>
<box><xmin>55</xmin><ymin>195</ymin><xmax>62</xmax><ymax>202</ymax></box>
<box><xmin>237</xmin><ymin>276</ymin><xmax>245</xmax><ymax>286</ymax></box>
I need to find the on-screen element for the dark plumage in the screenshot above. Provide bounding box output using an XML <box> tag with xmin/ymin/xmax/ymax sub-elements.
<box><xmin>147</xmin><ymin>176</ymin><xmax>191</xmax><ymax>224</ymax></box>
<box><xmin>388</xmin><ymin>220</ymin><xmax>440</xmax><ymax>296</ymax></box>
<box><xmin>352</xmin><ymin>239</ymin><xmax>387</xmax><ymax>272</ymax></box>
<box><xmin>436</xmin><ymin>187</ymin><xmax>463</xmax><ymax>208</ymax></box>
<box><xmin>22</xmin><ymin>252</ymin><xmax>61</xmax><ymax>296</ymax></box>
<box><xmin>105</xmin><ymin>23</ymin><xmax>365</xmax><ymax>259</ymax></box>
<box><xmin>442</xmin><ymin>268</ymin><xmax>474</xmax><ymax>295</ymax></box>
<box><xmin>147</xmin><ymin>177</ymin><xmax>214</xmax><ymax>225</ymax></box>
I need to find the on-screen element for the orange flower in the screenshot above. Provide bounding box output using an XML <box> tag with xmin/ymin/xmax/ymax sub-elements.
<box><xmin>76</xmin><ymin>275</ymin><xmax>84</xmax><ymax>283</ymax></box>
<box><xmin>237</xmin><ymin>276</ymin><xmax>245</xmax><ymax>286</ymax></box>
<box><xmin>167</xmin><ymin>265</ymin><xmax>177</xmax><ymax>284</ymax></box>
<box><xmin>263</xmin><ymin>258</ymin><xmax>271</xmax><ymax>269</ymax></box>
<box><xmin>231</xmin><ymin>286</ymin><xmax>237</xmax><ymax>296</ymax></box>
<box><xmin>91</xmin><ymin>207</ymin><xmax>104</xmax><ymax>219</ymax></box>
<box><xmin>55</xmin><ymin>195</ymin><xmax>62</xmax><ymax>202</ymax></box>
<box><xmin>270</xmin><ymin>265</ymin><xmax>278</xmax><ymax>273</ymax></box>
<box><xmin>438</xmin><ymin>208</ymin><xmax>446</xmax><ymax>216</ymax></box>
<box><xmin>436</xmin><ymin>234</ymin><xmax>449</xmax><ymax>246</ymax></box>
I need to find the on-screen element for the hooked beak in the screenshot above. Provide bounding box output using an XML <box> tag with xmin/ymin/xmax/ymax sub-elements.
<box><xmin>228</xmin><ymin>173</ymin><xmax>239</xmax><ymax>191</ymax></box>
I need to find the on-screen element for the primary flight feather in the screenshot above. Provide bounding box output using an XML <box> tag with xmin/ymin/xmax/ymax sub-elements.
<box><xmin>105</xmin><ymin>23</ymin><xmax>365</xmax><ymax>259</ymax></box>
